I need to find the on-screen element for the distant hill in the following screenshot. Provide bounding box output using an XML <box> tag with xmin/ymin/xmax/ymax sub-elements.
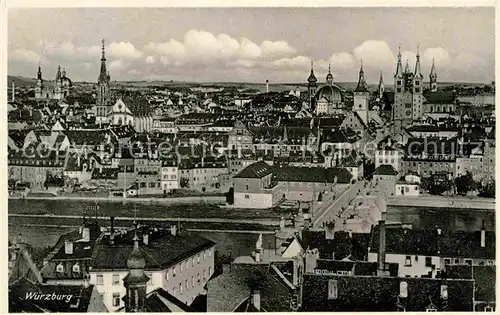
<box><xmin>8</xmin><ymin>75</ymin><xmax>492</xmax><ymax>92</ymax></box>
<box><xmin>7</xmin><ymin>75</ymin><xmax>38</xmax><ymax>88</ymax></box>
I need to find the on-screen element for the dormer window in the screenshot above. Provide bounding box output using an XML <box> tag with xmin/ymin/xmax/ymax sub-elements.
<box><xmin>56</xmin><ymin>263</ymin><xmax>64</xmax><ymax>273</ymax></box>
<box><xmin>72</xmin><ymin>263</ymin><xmax>80</xmax><ymax>273</ymax></box>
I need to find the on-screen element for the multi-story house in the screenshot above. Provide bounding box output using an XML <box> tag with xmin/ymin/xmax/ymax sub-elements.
<box><xmin>367</xmin><ymin>225</ymin><xmax>495</xmax><ymax>278</ymax></box>
<box><xmin>90</xmin><ymin>223</ymin><xmax>216</xmax><ymax>311</ymax></box>
<box><xmin>160</xmin><ymin>159</ymin><xmax>179</xmax><ymax>193</ymax></box>
<box><xmin>228</xmin><ymin>120</ymin><xmax>253</xmax><ymax>152</ymax></box>
<box><xmin>233</xmin><ymin>161</ymin><xmax>285</xmax><ymax>209</ymax></box>
<box><xmin>179</xmin><ymin>157</ymin><xmax>229</xmax><ymax>192</ymax></box>
<box><xmin>375</xmin><ymin>135</ymin><xmax>405</xmax><ymax>172</ymax></box>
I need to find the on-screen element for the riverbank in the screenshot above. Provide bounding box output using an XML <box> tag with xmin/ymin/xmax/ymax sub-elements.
<box><xmin>9</xmin><ymin>195</ymin><xmax>226</xmax><ymax>205</ymax></box>
<box><xmin>387</xmin><ymin>195</ymin><xmax>495</xmax><ymax>210</ymax></box>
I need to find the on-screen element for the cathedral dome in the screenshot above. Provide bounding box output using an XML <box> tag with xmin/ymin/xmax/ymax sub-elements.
<box><xmin>62</xmin><ymin>77</ymin><xmax>72</xmax><ymax>87</ymax></box>
<box><xmin>308</xmin><ymin>70</ymin><xmax>317</xmax><ymax>83</ymax></box>
<box><xmin>315</xmin><ymin>85</ymin><xmax>343</xmax><ymax>103</ymax></box>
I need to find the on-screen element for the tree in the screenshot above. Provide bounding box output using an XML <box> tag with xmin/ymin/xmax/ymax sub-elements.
<box><xmin>226</xmin><ymin>187</ymin><xmax>234</xmax><ymax>205</ymax></box>
<box><xmin>180</xmin><ymin>178</ymin><xmax>190</xmax><ymax>189</ymax></box>
<box><xmin>478</xmin><ymin>179</ymin><xmax>495</xmax><ymax>198</ymax></box>
<box><xmin>428</xmin><ymin>180</ymin><xmax>452</xmax><ymax>196</ymax></box>
<box><xmin>455</xmin><ymin>172</ymin><xmax>474</xmax><ymax>196</ymax></box>
<box><xmin>420</xmin><ymin>177</ymin><xmax>432</xmax><ymax>193</ymax></box>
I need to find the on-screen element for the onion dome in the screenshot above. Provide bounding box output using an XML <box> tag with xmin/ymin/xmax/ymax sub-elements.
<box><xmin>307</xmin><ymin>60</ymin><xmax>317</xmax><ymax>84</ymax></box>
<box><xmin>326</xmin><ymin>63</ymin><xmax>333</xmax><ymax>84</ymax></box>
<box><xmin>127</xmin><ymin>233</ymin><xmax>145</xmax><ymax>270</ymax></box>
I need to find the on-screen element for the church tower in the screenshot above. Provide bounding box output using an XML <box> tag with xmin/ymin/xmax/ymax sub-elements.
<box><xmin>307</xmin><ymin>60</ymin><xmax>318</xmax><ymax>110</ymax></box>
<box><xmin>54</xmin><ymin>66</ymin><xmax>63</xmax><ymax>100</ymax></box>
<box><xmin>393</xmin><ymin>45</ymin><xmax>405</xmax><ymax>126</ymax></box>
<box><xmin>377</xmin><ymin>71</ymin><xmax>384</xmax><ymax>100</ymax></box>
<box><xmin>123</xmin><ymin>225</ymin><xmax>149</xmax><ymax>312</ymax></box>
<box><xmin>411</xmin><ymin>45</ymin><xmax>424</xmax><ymax>121</ymax></box>
<box><xmin>429</xmin><ymin>58</ymin><xmax>437</xmax><ymax>92</ymax></box>
<box><xmin>35</xmin><ymin>64</ymin><xmax>43</xmax><ymax>99</ymax></box>
<box><xmin>96</xmin><ymin>39</ymin><xmax>111</xmax><ymax>125</ymax></box>
<box><xmin>353</xmin><ymin>60</ymin><xmax>369</xmax><ymax>125</ymax></box>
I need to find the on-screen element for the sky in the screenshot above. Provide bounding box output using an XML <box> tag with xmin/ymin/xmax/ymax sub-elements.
<box><xmin>7</xmin><ymin>7</ymin><xmax>495</xmax><ymax>84</ymax></box>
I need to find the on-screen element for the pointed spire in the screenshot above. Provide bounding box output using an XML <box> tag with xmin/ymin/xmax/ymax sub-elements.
<box><xmin>430</xmin><ymin>58</ymin><xmax>437</xmax><ymax>78</ymax></box>
<box><xmin>379</xmin><ymin>70</ymin><xmax>384</xmax><ymax>84</ymax></box>
<box><xmin>414</xmin><ymin>43</ymin><xmax>422</xmax><ymax>77</ymax></box>
<box><xmin>355</xmin><ymin>60</ymin><xmax>368</xmax><ymax>92</ymax></box>
<box><xmin>395</xmin><ymin>44</ymin><xmax>403</xmax><ymax>77</ymax></box>
<box><xmin>101</xmin><ymin>39</ymin><xmax>106</xmax><ymax>61</ymax></box>
<box><xmin>404</xmin><ymin>59</ymin><xmax>410</xmax><ymax>74</ymax></box>
<box><xmin>37</xmin><ymin>63</ymin><xmax>42</xmax><ymax>80</ymax></box>
<box><xmin>326</xmin><ymin>62</ymin><xmax>333</xmax><ymax>85</ymax></box>
<box><xmin>99</xmin><ymin>39</ymin><xmax>109</xmax><ymax>84</ymax></box>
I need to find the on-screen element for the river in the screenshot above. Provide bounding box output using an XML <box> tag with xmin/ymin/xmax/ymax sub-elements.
<box><xmin>8</xmin><ymin>199</ymin><xmax>495</xmax><ymax>256</ymax></box>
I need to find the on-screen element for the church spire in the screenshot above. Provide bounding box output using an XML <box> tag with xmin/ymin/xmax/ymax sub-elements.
<box><xmin>414</xmin><ymin>43</ymin><xmax>422</xmax><ymax>78</ymax></box>
<box><xmin>378</xmin><ymin>71</ymin><xmax>385</xmax><ymax>99</ymax></box>
<box><xmin>429</xmin><ymin>58</ymin><xmax>438</xmax><ymax>92</ymax></box>
<box><xmin>99</xmin><ymin>39</ymin><xmax>108</xmax><ymax>83</ymax></box>
<box><xmin>307</xmin><ymin>60</ymin><xmax>317</xmax><ymax>84</ymax></box>
<box><xmin>354</xmin><ymin>59</ymin><xmax>368</xmax><ymax>92</ymax></box>
<box><xmin>326</xmin><ymin>62</ymin><xmax>333</xmax><ymax>85</ymax></box>
<box><xmin>404</xmin><ymin>59</ymin><xmax>410</xmax><ymax>74</ymax></box>
<box><xmin>395</xmin><ymin>44</ymin><xmax>403</xmax><ymax>77</ymax></box>
<box><xmin>37</xmin><ymin>64</ymin><xmax>42</xmax><ymax>80</ymax></box>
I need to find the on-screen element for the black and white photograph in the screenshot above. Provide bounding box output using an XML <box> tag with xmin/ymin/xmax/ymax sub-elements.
<box><xmin>4</xmin><ymin>3</ymin><xmax>496</xmax><ymax>312</ymax></box>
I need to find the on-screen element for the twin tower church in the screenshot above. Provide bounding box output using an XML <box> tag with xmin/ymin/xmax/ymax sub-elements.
<box><xmin>306</xmin><ymin>46</ymin><xmax>439</xmax><ymax>129</ymax></box>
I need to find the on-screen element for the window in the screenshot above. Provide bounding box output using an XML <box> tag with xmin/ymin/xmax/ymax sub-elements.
<box><xmin>165</xmin><ymin>270</ymin><xmax>169</xmax><ymax>281</ymax></box>
<box><xmin>425</xmin><ymin>257</ymin><xmax>432</xmax><ymax>267</ymax></box>
<box><xmin>173</xmin><ymin>287</ymin><xmax>176</xmax><ymax>295</ymax></box>
<box><xmin>113</xmin><ymin>274</ymin><xmax>120</xmax><ymax>285</ymax></box>
<box><xmin>245</xmin><ymin>194</ymin><xmax>250</xmax><ymax>199</ymax></box>
<box><xmin>192</xmin><ymin>258</ymin><xmax>195</xmax><ymax>267</ymax></box>
<box><xmin>405</xmin><ymin>256</ymin><xmax>412</xmax><ymax>267</ymax></box>
<box><xmin>465</xmin><ymin>259</ymin><xmax>472</xmax><ymax>266</ymax></box>
<box><xmin>192</xmin><ymin>276</ymin><xmax>195</xmax><ymax>287</ymax></box>
<box><xmin>487</xmin><ymin>260</ymin><xmax>494</xmax><ymax>265</ymax></box>
<box><xmin>328</xmin><ymin>279</ymin><xmax>338</xmax><ymax>300</ymax></box>
<box><xmin>444</xmin><ymin>258</ymin><xmax>451</xmax><ymax>265</ymax></box>
<box><xmin>484</xmin><ymin>306</ymin><xmax>494</xmax><ymax>312</ymax></box>
<box><xmin>72</xmin><ymin>263</ymin><xmax>80</xmax><ymax>273</ymax></box>
<box><xmin>197</xmin><ymin>273</ymin><xmax>201</xmax><ymax>283</ymax></box>
<box><xmin>203</xmin><ymin>269</ymin><xmax>206</xmax><ymax>280</ymax></box>
<box><xmin>203</xmin><ymin>252</ymin><xmax>206</xmax><ymax>260</ymax></box>
<box><xmin>180</xmin><ymin>262</ymin><xmax>183</xmax><ymax>273</ymax></box>
<box><xmin>173</xmin><ymin>266</ymin><xmax>177</xmax><ymax>276</ymax></box>
<box><xmin>397</xmin><ymin>88</ymin><xmax>402</xmax><ymax>93</ymax></box>
<box><xmin>56</xmin><ymin>263</ymin><xmax>64</xmax><ymax>273</ymax></box>
<box><xmin>112</xmin><ymin>293</ymin><xmax>120</xmax><ymax>307</ymax></box>
<box><xmin>245</xmin><ymin>185</ymin><xmax>249</xmax><ymax>190</ymax></box>
<box><xmin>209</xmin><ymin>266</ymin><xmax>212</xmax><ymax>276</ymax></box>
<box><xmin>454</xmin><ymin>258</ymin><xmax>459</xmax><ymax>264</ymax></box>
<box><xmin>97</xmin><ymin>274</ymin><xmax>104</xmax><ymax>285</ymax></box>
<box><xmin>208</xmin><ymin>249</ymin><xmax>212</xmax><ymax>257</ymax></box>
<box><xmin>179</xmin><ymin>282</ymin><xmax>183</xmax><ymax>293</ymax></box>
<box><xmin>198</xmin><ymin>254</ymin><xmax>200</xmax><ymax>264</ymax></box>
<box><xmin>185</xmin><ymin>280</ymin><xmax>189</xmax><ymax>291</ymax></box>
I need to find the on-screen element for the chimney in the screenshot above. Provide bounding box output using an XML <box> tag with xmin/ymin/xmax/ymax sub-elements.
<box><xmin>252</xmin><ymin>290</ymin><xmax>261</xmax><ymax>311</ymax></box>
<box><xmin>64</xmin><ymin>240</ymin><xmax>74</xmax><ymax>255</ymax></box>
<box><xmin>82</xmin><ymin>227</ymin><xmax>90</xmax><ymax>242</ymax></box>
<box><xmin>481</xmin><ymin>220</ymin><xmax>486</xmax><ymax>248</ymax></box>
<box><xmin>305</xmin><ymin>249</ymin><xmax>318</xmax><ymax>274</ymax></box>
<box><xmin>143</xmin><ymin>227</ymin><xmax>149</xmax><ymax>245</ymax></box>
<box><xmin>266</xmin><ymin>80</ymin><xmax>269</xmax><ymax>93</ymax></box>
<box><xmin>377</xmin><ymin>211</ymin><xmax>388</xmax><ymax>276</ymax></box>
<box><xmin>170</xmin><ymin>225</ymin><xmax>177</xmax><ymax>236</ymax></box>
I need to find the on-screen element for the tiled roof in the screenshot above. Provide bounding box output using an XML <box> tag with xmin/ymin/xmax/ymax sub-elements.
<box><xmin>233</xmin><ymin>161</ymin><xmax>273</xmax><ymax>179</ymax></box>
<box><xmin>273</xmin><ymin>166</ymin><xmax>353</xmax><ymax>184</ymax></box>
<box><xmin>301</xmin><ymin>274</ymin><xmax>474</xmax><ymax>311</ymax></box>
<box><xmin>9</xmin><ymin>277</ymin><xmax>97</xmax><ymax>312</ymax></box>
<box><xmin>92</xmin><ymin>228</ymin><xmax>215</xmax><ymax>271</ymax></box>
<box><xmin>373</xmin><ymin>165</ymin><xmax>398</xmax><ymax>176</ymax></box>
<box><xmin>369</xmin><ymin>227</ymin><xmax>495</xmax><ymax>259</ymax></box>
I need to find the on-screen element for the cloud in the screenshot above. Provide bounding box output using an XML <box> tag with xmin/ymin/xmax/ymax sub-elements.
<box><xmin>328</xmin><ymin>52</ymin><xmax>356</xmax><ymax>71</ymax></box>
<box><xmin>107</xmin><ymin>42</ymin><xmax>143</xmax><ymax>60</ymax></box>
<box><xmin>108</xmin><ymin>59</ymin><xmax>129</xmax><ymax>71</ymax></box>
<box><xmin>260</xmin><ymin>40</ymin><xmax>296</xmax><ymax>59</ymax></box>
<box><xmin>353</xmin><ymin>40</ymin><xmax>396</xmax><ymax>69</ymax></box>
<box><xmin>422</xmin><ymin>47</ymin><xmax>452</xmax><ymax>68</ymax></box>
<box><xmin>36</xmin><ymin>40</ymin><xmax>100</xmax><ymax>60</ymax></box>
<box><xmin>145</xmin><ymin>56</ymin><xmax>155</xmax><ymax>64</ymax></box>
<box><xmin>10</xmin><ymin>49</ymin><xmax>40</xmax><ymax>63</ymax></box>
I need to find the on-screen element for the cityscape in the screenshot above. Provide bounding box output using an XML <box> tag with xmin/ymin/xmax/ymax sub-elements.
<box><xmin>6</xmin><ymin>7</ymin><xmax>496</xmax><ymax>313</ymax></box>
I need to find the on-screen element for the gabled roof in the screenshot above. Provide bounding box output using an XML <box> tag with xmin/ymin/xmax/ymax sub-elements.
<box><xmin>423</xmin><ymin>91</ymin><xmax>457</xmax><ymax>104</ymax></box>
<box><xmin>273</xmin><ymin>166</ymin><xmax>352</xmax><ymax>184</ymax></box>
